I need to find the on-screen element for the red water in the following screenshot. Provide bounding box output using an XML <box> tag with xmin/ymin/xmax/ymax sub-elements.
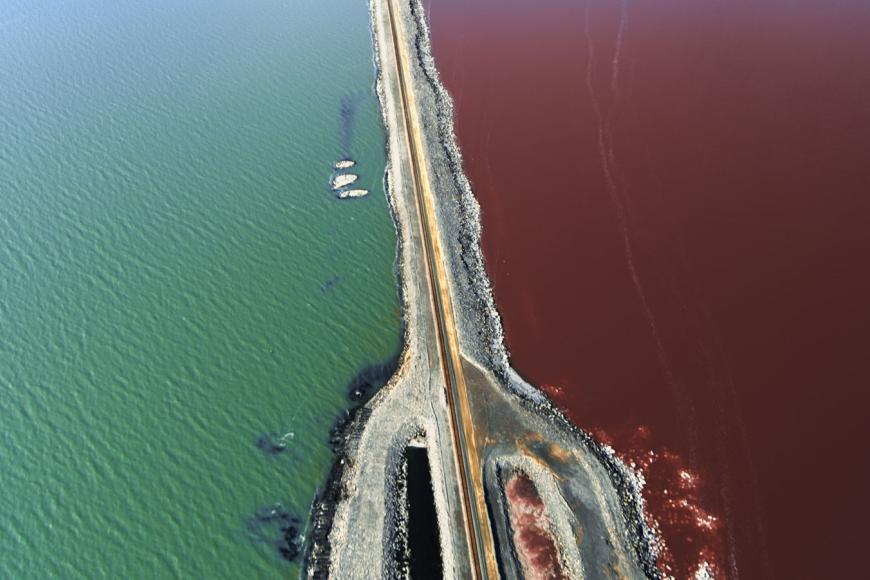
<box><xmin>425</xmin><ymin>0</ymin><xmax>870</xmax><ymax>577</ymax></box>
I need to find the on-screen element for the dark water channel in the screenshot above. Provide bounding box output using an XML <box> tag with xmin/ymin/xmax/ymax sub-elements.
<box><xmin>405</xmin><ymin>447</ymin><xmax>443</xmax><ymax>578</ymax></box>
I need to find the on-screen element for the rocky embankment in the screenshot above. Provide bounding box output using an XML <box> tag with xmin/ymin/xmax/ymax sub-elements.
<box><xmin>303</xmin><ymin>0</ymin><xmax>662</xmax><ymax>578</ymax></box>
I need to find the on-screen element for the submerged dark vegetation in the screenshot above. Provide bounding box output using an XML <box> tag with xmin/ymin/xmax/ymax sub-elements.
<box><xmin>247</xmin><ymin>503</ymin><xmax>305</xmax><ymax>562</ymax></box>
<box><xmin>248</xmin><ymin>352</ymin><xmax>401</xmax><ymax>564</ymax></box>
<box><xmin>339</xmin><ymin>90</ymin><xmax>366</xmax><ymax>158</ymax></box>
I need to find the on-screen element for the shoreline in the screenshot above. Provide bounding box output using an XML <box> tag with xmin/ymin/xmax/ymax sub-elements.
<box><xmin>304</xmin><ymin>0</ymin><xmax>661</xmax><ymax>577</ymax></box>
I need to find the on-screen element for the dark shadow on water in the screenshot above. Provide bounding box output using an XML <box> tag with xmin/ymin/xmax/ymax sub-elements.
<box><xmin>339</xmin><ymin>91</ymin><xmax>366</xmax><ymax>157</ymax></box>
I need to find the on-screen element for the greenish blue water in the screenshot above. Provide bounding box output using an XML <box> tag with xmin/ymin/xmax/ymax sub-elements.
<box><xmin>0</xmin><ymin>0</ymin><xmax>400</xmax><ymax>576</ymax></box>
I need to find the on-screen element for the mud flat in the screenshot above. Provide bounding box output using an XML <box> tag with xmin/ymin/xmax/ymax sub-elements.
<box><xmin>303</xmin><ymin>0</ymin><xmax>660</xmax><ymax>577</ymax></box>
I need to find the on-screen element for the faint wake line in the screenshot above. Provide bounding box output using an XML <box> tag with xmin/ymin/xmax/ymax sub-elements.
<box><xmin>611</xmin><ymin>0</ymin><xmax>629</xmax><ymax>98</ymax></box>
<box><xmin>583</xmin><ymin>0</ymin><xmax>696</xmax><ymax>438</ymax></box>
<box><xmin>583</xmin><ymin>3</ymin><xmax>768</xmax><ymax>575</ymax></box>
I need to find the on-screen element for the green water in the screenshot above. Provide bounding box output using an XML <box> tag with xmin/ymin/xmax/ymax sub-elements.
<box><xmin>0</xmin><ymin>0</ymin><xmax>400</xmax><ymax>576</ymax></box>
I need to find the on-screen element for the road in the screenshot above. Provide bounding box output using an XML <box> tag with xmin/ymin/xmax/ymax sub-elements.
<box><xmin>383</xmin><ymin>0</ymin><xmax>499</xmax><ymax>578</ymax></box>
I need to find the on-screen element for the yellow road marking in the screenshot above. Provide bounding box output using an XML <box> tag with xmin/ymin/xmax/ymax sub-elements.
<box><xmin>384</xmin><ymin>1</ymin><xmax>499</xmax><ymax>577</ymax></box>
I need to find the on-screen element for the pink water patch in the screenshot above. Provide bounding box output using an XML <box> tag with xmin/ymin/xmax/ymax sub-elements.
<box><xmin>505</xmin><ymin>473</ymin><xmax>566</xmax><ymax>580</ymax></box>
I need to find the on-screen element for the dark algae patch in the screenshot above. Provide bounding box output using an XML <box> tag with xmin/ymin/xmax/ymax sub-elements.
<box><xmin>247</xmin><ymin>503</ymin><xmax>304</xmax><ymax>562</ymax></box>
<box><xmin>346</xmin><ymin>355</ymin><xmax>401</xmax><ymax>404</ymax></box>
<box><xmin>339</xmin><ymin>91</ymin><xmax>366</xmax><ymax>157</ymax></box>
<box><xmin>254</xmin><ymin>433</ymin><xmax>289</xmax><ymax>456</ymax></box>
<box><xmin>319</xmin><ymin>275</ymin><xmax>341</xmax><ymax>294</ymax></box>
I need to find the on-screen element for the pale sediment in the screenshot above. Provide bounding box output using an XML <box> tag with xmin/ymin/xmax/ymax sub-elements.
<box><xmin>334</xmin><ymin>159</ymin><xmax>357</xmax><ymax>170</ymax></box>
<box><xmin>331</xmin><ymin>173</ymin><xmax>359</xmax><ymax>190</ymax></box>
<box><xmin>338</xmin><ymin>189</ymin><xmax>369</xmax><ymax>199</ymax></box>
<box><xmin>304</xmin><ymin>0</ymin><xmax>661</xmax><ymax>577</ymax></box>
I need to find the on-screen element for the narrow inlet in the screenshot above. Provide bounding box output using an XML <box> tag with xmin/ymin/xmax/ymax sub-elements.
<box><xmin>405</xmin><ymin>446</ymin><xmax>443</xmax><ymax>578</ymax></box>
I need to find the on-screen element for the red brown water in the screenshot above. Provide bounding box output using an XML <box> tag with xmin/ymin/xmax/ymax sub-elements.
<box><xmin>424</xmin><ymin>0</ymin><xmax>870</xmax><ymax>577</ymax></box>
<box><xmin>505</xmin><ymin>473</ymin><xmax>565</xmax><ymax>580</ymax></box>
